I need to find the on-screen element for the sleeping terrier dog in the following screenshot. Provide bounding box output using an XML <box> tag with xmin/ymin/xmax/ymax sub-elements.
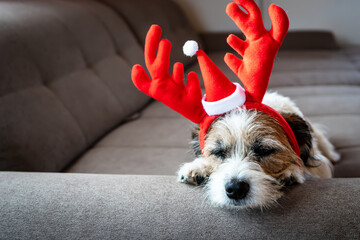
<box><xmin>178</xmin><ymin>92</ymin><xmax>340</xmax><ymax>209</ymax></box>
<box><xmin>131</xmin><ymin>0</ymin><xmax>340</xmax><ymax>210</ymax></box>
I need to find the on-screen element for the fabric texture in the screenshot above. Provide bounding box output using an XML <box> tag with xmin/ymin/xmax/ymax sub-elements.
<box><xmin>201</xmin><ymin>83</ymin><xmax>245</xmax><ymax>116</ymax></box>
<box><xmin>0</xmin><ymin>0</ymin><xmax>150</xmax><ymax>171</ymax></box>
<box><xmin>1</xmin><ymin>172</ymin><xmax>360</xmax><ymax>240</ymax></box>
<box><xmin>225</xmin><ymin>0</ymin><xmax>289</xmax><ymax>103</ymax></box>
<box><xmin>132</xmin><ymin>25</ymin><xmax>207</xmax><ymax>124</ymax></box>
<box><xmin>196</xmin><ymin>50</ymin><xmax>237</xmax><ymax>102</ymax></box>
<box><xmin>222</xmin><ymin>0</ymin><xmax>300</xmax><ymax>158</ymax></box>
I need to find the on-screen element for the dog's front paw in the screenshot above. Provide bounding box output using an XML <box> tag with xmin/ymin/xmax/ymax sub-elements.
<box><xmin>177</xmin><ymin>158</ymin><xmax>211</xmax><ymax>186</ymax></box>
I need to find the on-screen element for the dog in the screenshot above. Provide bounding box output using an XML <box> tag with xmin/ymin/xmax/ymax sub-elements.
<box><xmin>131</xmin><ymin>0</ymin><xmax>340</xmax><ymax>210</ymax></box>
<box><xmin>177</xmin><ymin>91</ymin><xmax>340</xmax><ymax>209</ymax></box>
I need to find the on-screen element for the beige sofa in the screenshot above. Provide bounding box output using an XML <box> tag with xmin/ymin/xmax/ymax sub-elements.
<box><xmin>1</xmin><ymin>0</ymin><xmax>360</xmax><ymax>239</ymax></box>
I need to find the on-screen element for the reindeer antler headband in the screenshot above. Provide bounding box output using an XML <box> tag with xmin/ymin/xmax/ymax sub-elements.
<box><xmin>131</xmin><ymin>0</ymin><xmax>300</xmax><ymax>160</ymax></box>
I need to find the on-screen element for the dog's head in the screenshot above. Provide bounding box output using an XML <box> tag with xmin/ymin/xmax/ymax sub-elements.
<box><xmin>192</xmin><ymin>107</ymin><xmax>313</xmax><ymax>209</ymax></box>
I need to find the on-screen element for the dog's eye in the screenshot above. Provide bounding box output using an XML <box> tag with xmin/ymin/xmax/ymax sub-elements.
<box><xmin>210</xmin><ymin>148</ymin><xmax>227</xmax><ymax>160</ymax></box>
<box><xmin>210</xmin><ymin>140</ymin><xmax>228</xmax><ymax>160</ymax></box>
<box><xmin>252</xmin><ymin>141</ymin><xmax>276</xmax><ymax>158</ymax></box>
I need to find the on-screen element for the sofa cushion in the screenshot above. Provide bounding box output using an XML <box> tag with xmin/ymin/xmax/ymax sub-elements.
<box><xmin>0</xmin><ymin>86</ymin><xmax>87</xmax><ymax>171</ymax></box>
<box><xmin>270</xmin><ymin>50</ymin><xmax>360</xmax><ymax>87</ymax></box>
<box><xmin>335</xmin><ymin>147</ymin><xmax>360</xmax><ymax>178</ymax></box>
<box><xmin>275</xmin><ymin>86</ymin><xmax>360</xmax><ymax>117</ymax></box>
<box><xmin>99</xmin><ymin>0</ymin><xmax>202</xmax><ymax>67</ymax></box>
<box><xmin>66</xmin><ymin>147</ymin><xmax>191</xmax><ymax>175</ymax></box>
<box><xmin>1</xmin><ymin>172</ymin><xmax>360</xmax><ymax>239</ymax></box>
<box><xmin>344</xmin><ymin>47</ymin><xmax>360</xmax><ymax>70</ymax></box>
<box><xmin>66</xmin><ymin>115</ymin><xmax>194</xmax><ymax>175</ymax></box>
<box><xmin>0</xmin><ymin>0</ymin><xmax>149</xmax><ymax>171</ymax></box>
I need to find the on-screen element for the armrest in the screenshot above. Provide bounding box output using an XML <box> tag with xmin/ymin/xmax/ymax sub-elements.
<box><xmin>200</xmin><ymin>32</ymin><xmax>244</xmax><ymax>53</ymax></box>
<box><xmin>1</xmin><ymin>172</ymin><xmax>359</xmax><ymax>239</ymax></box>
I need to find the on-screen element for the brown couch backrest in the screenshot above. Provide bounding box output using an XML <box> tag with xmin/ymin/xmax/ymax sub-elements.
<box><xmin>0</xmin><ymin>0</ymin><xmax>150</xmax><ymax>171</ymax></box>
<box><xmin>100</xmin><ymin>0</ymin><xmax>203</xmax><ymax>67</ymax></box>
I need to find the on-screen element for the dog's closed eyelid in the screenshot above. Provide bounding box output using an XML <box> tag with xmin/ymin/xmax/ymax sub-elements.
<box><xmin>210</xmin><ymin>142</ymin><xmax>229</xmax><ymax>160</ymax></box>
<box><xmin>252</xmin><ymin>140</ymin><xmax>277</xmax><ymax>158</ymax></box>
<box><xmin>208</xmin><ymin>140</ymin><xmax>229</xmax><ymax>160</ymax></box>
<box><xmin>210</xmin><ymin>148</ymin><xmax>228</xmax><ymax>160</ymax></box>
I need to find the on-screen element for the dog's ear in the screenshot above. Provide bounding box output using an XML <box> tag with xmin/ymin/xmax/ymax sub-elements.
<box><xmin>191</xmin><ymin>125</ymin><xmax>203</xmax><ymax>157</ymax></box>
<box><xmin>280</xmin><ymin>113</ymin><xmax>313</xmax><ymax>166</ymax></box>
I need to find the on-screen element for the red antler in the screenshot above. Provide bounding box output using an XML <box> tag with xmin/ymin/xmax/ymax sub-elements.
<box><xmin>225</xmin><ymin>0</ymin><xmax>289</xmax><ymax>103</ymax></box>
<box><xmin>224</xmin><ymin>0</ymin><xmax>301</xmax><ymax>159</ymax></box>
<box><xmin>132</xmin><ymin>25</ymin><xmax>207</xmax><ymax>124</ymax></box>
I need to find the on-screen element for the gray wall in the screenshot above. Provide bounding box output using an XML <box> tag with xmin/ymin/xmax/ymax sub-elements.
<box><xmin>174</xmin><ymin>0</ymin><xmax>360</xmax><ymax>46</ymax></box>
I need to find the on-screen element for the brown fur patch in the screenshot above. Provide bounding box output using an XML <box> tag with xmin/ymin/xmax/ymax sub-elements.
<box><xmin>251</xmin><ymin>111</ymin><xmax>298</xmax><ymax>178</ymax></box>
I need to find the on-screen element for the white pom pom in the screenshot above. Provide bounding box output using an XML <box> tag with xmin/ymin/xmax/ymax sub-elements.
<box><xmin>183</xmin><ymin>40</ymin><xmax>199</xmax><ymax>57</ymax></box>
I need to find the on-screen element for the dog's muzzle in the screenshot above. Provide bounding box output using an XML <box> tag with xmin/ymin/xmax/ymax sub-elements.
<box><xmin>225</xmin><ymin>179</ymin><xmax>250</xmax><ymax>200</ymax></box>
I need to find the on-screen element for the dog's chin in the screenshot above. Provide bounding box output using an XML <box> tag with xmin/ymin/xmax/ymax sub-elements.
<box><xmin>205</xmin><ymin>161</ymin><xmax>284</xmax><ymax>210</ymax></box>
<box><xmin>206</xmin><ymin>179</ymin><xmax>284</xmax><ymax>210</ymax></box>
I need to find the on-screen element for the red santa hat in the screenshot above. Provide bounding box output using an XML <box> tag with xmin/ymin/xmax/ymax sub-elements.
<box><xmin>183</xmin><ymin>40</ymin><xmax>246</xmax><ymax>115</ymax></box>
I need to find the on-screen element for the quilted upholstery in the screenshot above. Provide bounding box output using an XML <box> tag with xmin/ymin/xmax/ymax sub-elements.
<box><xmin>0</xmin><ymin>0</ymin><xmax>150</xmax><ymax>171</ymax></box>
<box><xmin>1</xmin><ymin>1</ymin><xmax>360</xmax><ymax>239</ymax></box>
<box><xmin>99</xmin><ymin>0</ymin><xmax>202</xmax><ymax>67</ymax></box>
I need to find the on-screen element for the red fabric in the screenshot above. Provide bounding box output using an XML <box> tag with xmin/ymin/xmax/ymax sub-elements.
<box><xmin>131</xmin><ymin>25</ymin><xmax>207</xmax><ymax>124</ymax></box>
<box><xmin>131</xmin><ymin>1</ymin><xmax>300</xmax><ymax>162</ymax></box>
<box><xmin>197</xmin><ymin>50</ymin><xmax>236</xmax><ymax>102</ymax></box>
<box><xmin>222</xmin><ymin>0</ymin><xmax>300</xmax><ymax>162</ymax></box>
<box><xmin>199</xmin><ymin>115</ymin><xmax>219</xmax><ymax>150</ymax></box>
<box><xmin>224</xmin><ymin>0</ymin><xmax>289</xmax><ymax>103</ymax></box>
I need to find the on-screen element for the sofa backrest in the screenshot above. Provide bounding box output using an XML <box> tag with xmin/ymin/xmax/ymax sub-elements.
<box><xmin>100</xmin><ymin>0</ymin><xmax>203</xmax><ymax>67</ymax></box>
<box><xmin>0</xmin><ymin>0</ymin><xmax>150</xmax><ymax>171</ymax></box>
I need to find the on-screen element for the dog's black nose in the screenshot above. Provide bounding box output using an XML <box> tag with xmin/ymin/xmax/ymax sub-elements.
<box><xmin>225</xmin><ymin>179</ymin><xmax>250</xmax><ymax>200</ymax></box>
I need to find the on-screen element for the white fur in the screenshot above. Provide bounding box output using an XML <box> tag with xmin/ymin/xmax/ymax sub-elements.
<box><xmin>206</xmin><ymin>160</ymin><xmax>283</xmax><ymax>210</ymax></box>
<box><xmin>177</xmin><ymin>157</ymin><xmax>214</xmax><ymax>185</ymax></box>
<box><xmin>183</xmin><ymin>40</ymin><xmax>198</xmax><ymax>57</ymax></box>
<box><xmin>263</xmin><ymin>91</ymin><xmax>304</xmax><ymax>118</ymax></box>
<box><xmin>178</xmin><ymin>91</ymin><xmax>339</xmax><ymax>210</ymax></box>
<box><xmin>202</xmin><ymin>108</ymin><xmax>305</xmax><ymax>209</ymax></box>
<box><xmin>202</xmin><ymin>83</ymin><xmax>246</xmax><ymax>116</ymax></box>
